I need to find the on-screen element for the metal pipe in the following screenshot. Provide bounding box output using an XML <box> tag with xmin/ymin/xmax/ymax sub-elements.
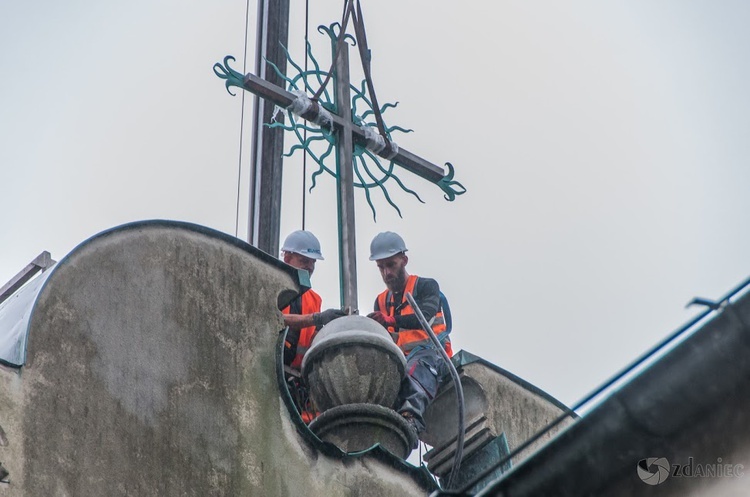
<box><xmin>405</xmin><ymin>292</ymin><xmax>465</xmax><ymax>489</ymax></box>
<box><xmin>237</xmin><ymin>72</ymin><xmax>448</xmax><ymax>183</ymax></box>
<box><xmin>333</xmin><ymin>39</ymin><xmax>358</xmax><ymax>314</ymax></box>
<box><xmin>247</xmin><ymin>0</ymin><xmax>289</xmax><ymax>253</ymax></box>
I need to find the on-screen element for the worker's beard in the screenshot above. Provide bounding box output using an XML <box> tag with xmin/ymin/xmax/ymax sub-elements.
<box><xmin>385</xmin><ymin>269</ymin><xmax>407</xmax><ymax>293</ymax></box>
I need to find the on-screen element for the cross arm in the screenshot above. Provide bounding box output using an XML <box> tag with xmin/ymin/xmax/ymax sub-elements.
<box><xmin>215</xmin><ymin>56</ymin><xmax>448</xmax><ymax>185</ymax></box>
<box><xmin>246</xmin><ymin>71</ymin><xmax>446</xmax><ymax>182</ymax></box>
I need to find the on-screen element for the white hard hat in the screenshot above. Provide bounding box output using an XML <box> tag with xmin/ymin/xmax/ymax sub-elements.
<box><xmin>281</xmin><ymin>230</ymin><xmax>324</xmax><ymax>260</ymax></box>
<box><xmin>369</xmin><ymin>231</ymin><xmax>408</xmax><ymax>261</ymax></box>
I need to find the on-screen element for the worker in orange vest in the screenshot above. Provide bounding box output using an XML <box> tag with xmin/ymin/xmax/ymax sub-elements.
<box><xmin>280</xmin><ymin>230</ymin><xmax>345</xmax><ymax>424</ymax></box>
<box><xmin>367</xmin><ymin>231</ymin><xmax>452</xmax><ymax>442</ymax></box>
<box><xmin>280</xmin><ymin>230</ymin><xmax>345</xmax><ymax>371</ymax></box>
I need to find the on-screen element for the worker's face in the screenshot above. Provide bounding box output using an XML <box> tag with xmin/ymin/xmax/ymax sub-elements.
<box><xmin>376</xmin><ymin>253</ymin><xmax>408</xmax><ymax>292</ymax></box>
<box><xmin>284</xmin><ymin>252</ymin><xmax>317</xmax><ymax>276</ymax></box>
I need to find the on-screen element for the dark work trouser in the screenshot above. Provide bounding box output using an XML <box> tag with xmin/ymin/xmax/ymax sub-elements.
<box><xmin>396</xmin><ymin>347</ymin><xmax>449</xmax><ymax>433</ymax></box>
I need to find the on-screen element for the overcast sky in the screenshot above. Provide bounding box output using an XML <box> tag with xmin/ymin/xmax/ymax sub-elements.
<box><xmin>2</xmin><ymin>0</ymin><xmax>750</xmax><ymax>410</ymax></box>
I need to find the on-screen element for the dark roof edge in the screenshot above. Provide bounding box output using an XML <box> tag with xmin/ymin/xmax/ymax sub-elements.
<box><xmin>475</xmin><ymin>277</ymin><xmax>750</xmax><ymax>497</ymax></box>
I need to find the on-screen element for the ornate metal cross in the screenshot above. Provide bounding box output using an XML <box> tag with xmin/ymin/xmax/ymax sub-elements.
<box><xmin>214</xmin><ymin>16</ymin><xmax>464</xmax><ymax>314</ymax></box>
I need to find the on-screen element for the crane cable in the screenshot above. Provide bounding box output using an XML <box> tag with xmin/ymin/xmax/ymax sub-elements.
<box><xmin>302</xmin><ymin>0</ymin><xmax>310</xmax><ymax>229</ymax></box>
<box><xmin>235</xmin><ymin>0</ymin><xmax>252</xmax><ymax>238</ymax></box>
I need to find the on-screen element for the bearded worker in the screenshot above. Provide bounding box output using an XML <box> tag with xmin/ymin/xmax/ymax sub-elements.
<box><xmin>366</xmin><ymin>231</ymin><xmax>452</xmax><ymax>441</ymax></box>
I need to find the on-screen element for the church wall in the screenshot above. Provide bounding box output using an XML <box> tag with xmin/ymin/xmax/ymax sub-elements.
<box><xmin>466</xmin><ymin>362</ymin><xmax>577</xmax><ymax>463</ymax></box>
<box><xmin>0</xmin><ymin>221</ymin><xmax>430</xmax><ymax>496</ymax></box>
<box><xmin>422</xmin><ymin>354</ymin><xmax>576</xmax><ymax>471</ymax></box>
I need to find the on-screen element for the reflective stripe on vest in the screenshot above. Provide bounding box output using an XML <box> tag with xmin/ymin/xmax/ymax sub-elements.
<box><xmin>282</xmin><ymin>289</ymin><xmax>322</xmax><ymax>369</ymax></box>
<box><xmin>376</xmin><ymin>274</ymin><xmax>452</xmax><ymax>357</ymax></box>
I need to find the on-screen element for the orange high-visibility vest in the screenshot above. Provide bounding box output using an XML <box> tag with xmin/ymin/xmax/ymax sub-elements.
<box><xmin>282</xmin><ymin>289</ymin><xmax>322</xmax><ymax>370</ymax></box>
<box><xmin>376</xmin><ymin>275</ymin><xmax>452</xmax><ymax>357</ymax></box>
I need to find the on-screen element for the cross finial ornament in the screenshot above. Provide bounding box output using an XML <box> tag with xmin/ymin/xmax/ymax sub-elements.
<box><xmin>214</xmin><ymin>0</ymin><xmax>465</xmax><ymax>313</ymax></box>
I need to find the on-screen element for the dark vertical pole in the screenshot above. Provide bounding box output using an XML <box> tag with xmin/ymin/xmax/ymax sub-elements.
<box><xmin>248</xmin><ymin>0</ymin><xmax>290</xmax><ymax>255</ymax></box>
<box><xmin>334</xmin><ymin>42</ymin><xmax>358</xmax><ymax>313</ymax></box>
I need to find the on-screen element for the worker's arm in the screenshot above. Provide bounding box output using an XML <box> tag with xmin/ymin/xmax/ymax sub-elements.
<box><xmin>283</xmin><ymin>313</ymin><xmax>316</xmax><ymax>331</ymax></box>
<box><xmin>284</xmin><ymin>308</ymin><xmax>346</xmax><ymax>330</ymax></box>
<box><xmin>395</xmin><ymin>278</ymin><xmax>441</xmax><ymax>330</ymax></box>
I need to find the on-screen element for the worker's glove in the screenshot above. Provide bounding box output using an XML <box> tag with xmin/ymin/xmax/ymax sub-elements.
<box><xmin>313</xmin><ymin>308</ymin><xmax>346</xmax><ymax>327</ymax></box>
<box><xmin>367</xmin><ymin>311</ymin><xmax>396</xmax><ymax>329</ymax></box>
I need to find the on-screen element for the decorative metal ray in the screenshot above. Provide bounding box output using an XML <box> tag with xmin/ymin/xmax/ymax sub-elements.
<box><xmin>260</xmin><ymin>22</ymin><xmax>465</xmax><ymax>221</ymax></box>
<box><xmin>213</xmin><ymin>14</ymin><xmax>467</xmax><ymax>312</ymax></box>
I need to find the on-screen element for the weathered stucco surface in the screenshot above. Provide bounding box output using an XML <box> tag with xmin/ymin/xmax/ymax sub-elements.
<box><xmin>467</xmin><ymin>361</ymin><xmax>576</xmax><ymax>463</ymax></box>
<box><xmin>422</xmin><ymin>356</ymin><xmax>576</xmax><ymax>467</ymax></box>
<box><xmin>0</xmin><ymin>222</ymin><xmax>430</xmax><ymax>496</ymax></box>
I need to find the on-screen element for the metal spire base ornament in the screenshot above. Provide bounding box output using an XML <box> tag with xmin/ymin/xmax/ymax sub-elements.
<box><xmin>308</xmin><ymin>403</ymin><xmax>418</xmax><ymax>459</ymax></box>
<box><xmin>301</xmin><ymin>315</ymin><xmax>417</xmax><ymax>459</ymax></box>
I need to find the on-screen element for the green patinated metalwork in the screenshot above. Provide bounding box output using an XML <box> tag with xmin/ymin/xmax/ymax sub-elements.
<box><xmin>266</xmin><ymin>22</ymin><xmax>465</xmax><ymax>220</ymax></box>
<box><xmin>213</xmin><ymin>23</ymin><xmax>466</xmax><ymax>220</ymax></box>
<box><xmin>212</xmin><ymin>55</ymin><xmax>246</xmax><ymax>96</ymax></box>
<box><xmin>437</xmin><ymin>163</ymin><xmax>466</xmax><ymax>201</ymax></box>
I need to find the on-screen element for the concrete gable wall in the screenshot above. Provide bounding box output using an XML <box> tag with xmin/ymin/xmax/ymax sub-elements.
<box><xmin>0</xmin><ymin>222</ymin><xmax>430</xmax><ymax>496</ymax></box>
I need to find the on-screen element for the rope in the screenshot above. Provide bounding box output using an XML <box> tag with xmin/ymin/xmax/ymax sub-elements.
<box><xmin>311</xmin><ymin>0</ymin><xmax>354</xmax><ymax>103</ymax></box>
<box><xmin>350</xmin><ymin>0</ymin><xmax>392</xmax><ymax>153</ymax></box>
<box><xmin>311</xmin><ymin>0</ymin><xmax>393</xmax><ymax>155</ymax></box>
<box><xmin>235</xmin><ymin>0</ymin><xmax>252</xmax><ymax>238</ymax></box>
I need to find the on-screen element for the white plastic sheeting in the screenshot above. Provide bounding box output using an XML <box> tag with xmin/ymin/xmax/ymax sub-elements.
<box><xmin>0</xmin><ymin>265</ymin><xmax>55</xmax><ymax>366</ymax></box>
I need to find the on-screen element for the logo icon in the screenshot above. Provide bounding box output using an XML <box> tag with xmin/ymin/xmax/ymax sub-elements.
<box><xmin>638</xmin><ymin>458</ymin><xmax>670</xmax><ymax>485</ymax></box>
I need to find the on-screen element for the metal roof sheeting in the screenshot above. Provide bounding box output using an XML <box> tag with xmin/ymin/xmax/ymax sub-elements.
<box><xmin>0</xmin><ymin>265</ymin><xmax>55</xmax><ymax>367</ymax></box>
